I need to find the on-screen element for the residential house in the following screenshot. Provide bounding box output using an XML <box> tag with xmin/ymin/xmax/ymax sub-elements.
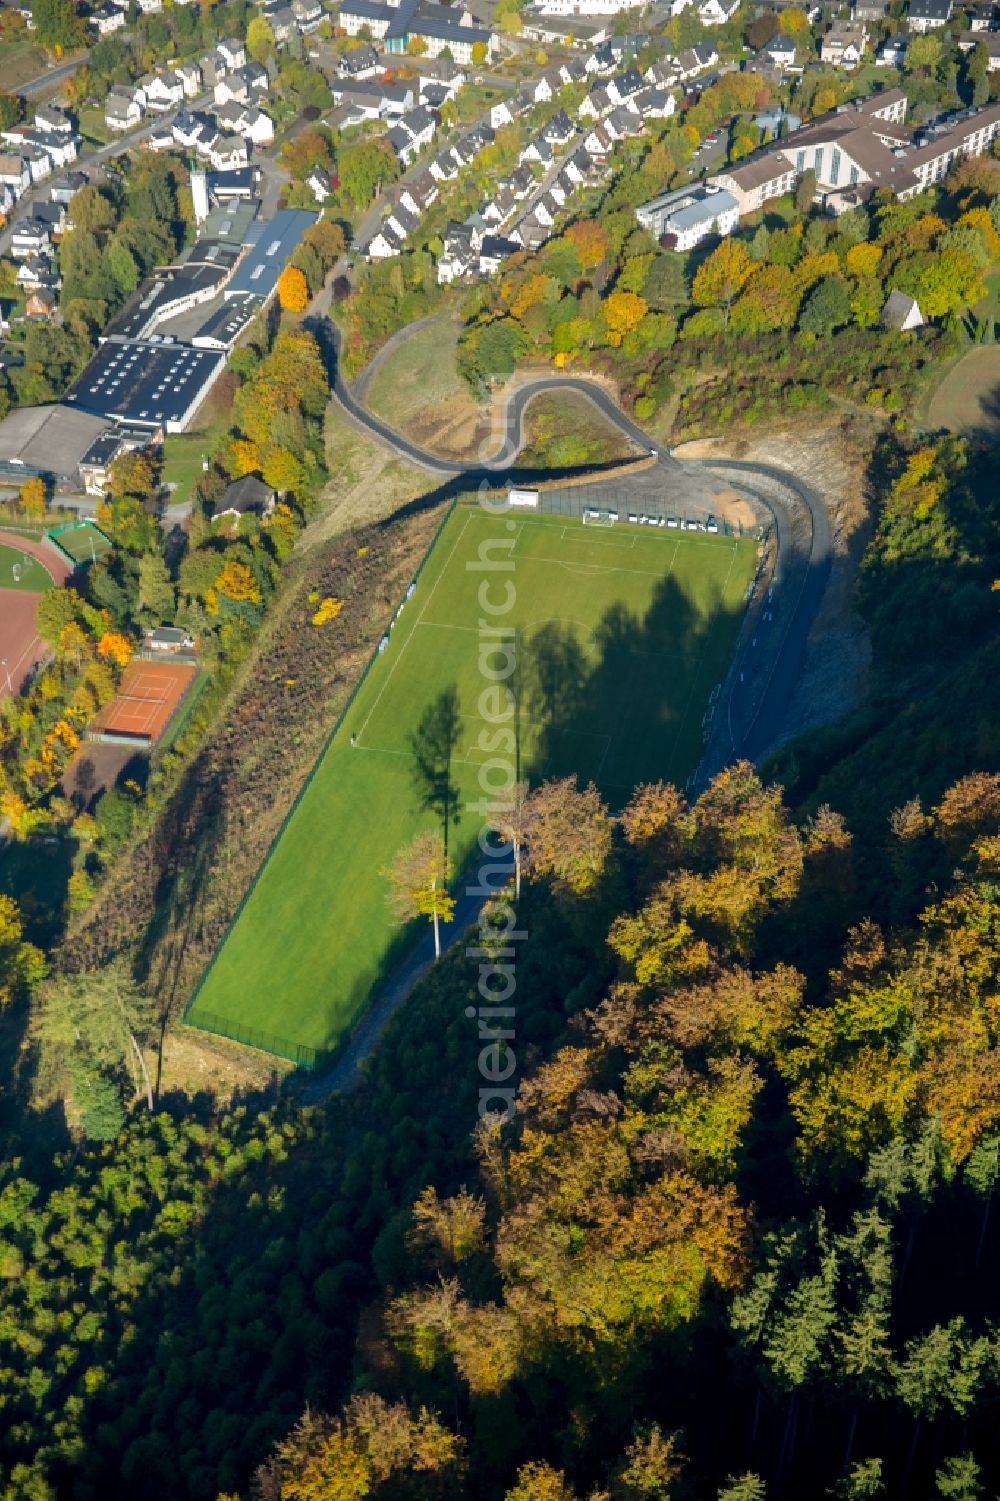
<box><xmin>698</xmin><ymin>0</ymin><xmax>739</xmax><ymax>22</ymax></box>
<box><xmin>90</xmin><ymin>5</ymin><xmax>126</xmax><ymax>33</ymax></box>
<box><xmin>882</xmin><ymin>288</ymin><xmax>923</xmax><ymax>328</ymax></box>
<box><xmin>579</xmin><ymin>85</ymin><xmax>614</xmax><ymax>119</ymax></box>
<box><xmin>607</xmin><ymin>68</ymin><xmax>644</xmax><ymax>106</ymax></box>
<box><xmin>34</xmin><ymin>106</ymin><xmax>72</xmax><ymax>138</ymax></box>
<box><xmin>215</xmin><ymin>73</ymin><xmax>248</xmax><ymax>107</ymax></box>
<box><xmin>307</xmin><ymin>166</ymin><xmax>332</xmax><ymax>201</ymax></box>
<box><xmin>490</xmin><ymin>98</ymin><xmax>515</xmax><ymax>128</ymax></box>
<box><xmin>399</xmin><ymin>170</ymin><xmax>439</xmax><ymax>215</ymax></box>
<box><xmin>958</xmin><ymin>30</ymin><xmax>1000</xmax><ymax>66</ymax></box>
<box><xmin>583</xmin><ymin>121</ymin><xmax>613</xmax><ymax>160</ymax></box>
<box><xmin>877</xmin><ymin>35</ymin><xmax>908</xmax><ymax>63</ymax></box>
<box><xmin>49</xmin><ymin>170</ymin><xmax>87</xmax><ymax>204</ymax></box>
<box><xmin>213</xmin><ymin>475</ymin><xmax>277</xmax><ymax>522</ymax></box>
<box><xmin>645</xmin><ymin>58</ymin><xmax>681</xmax><ymax>88</ymax></box>
<box><xmin>0</xmin><ymin>154</ymin><xmax>29</xmax><ymax>196</ymax></box>
<box><xmin>292</xmin><ymin>0</ymin><xmax>323</xmax><ymax>29</ymax></box>
<box><xmin>965</xmin><ymin>1</ymin><xmax>997</xmax><ymax>28</ymax></box>
<box><xmin>429</xmin><ymin>149</ymin><xmax>461</xmax><ymax>181</ymax></box>
<box><xmin>367</xmin><ymin>223</ymin><xmax>403</xmax><ymax>259</ymax></box>
<box><xmin>339</xmin><ymin>45</ymin><xmax>381</xmax><ymax>77</ymax></box>
<box><xmin>543</xmin><ymin>109</ymin><xmax>575</xmax><ymax>144</ymax></box>
<box><xmin>676</xmin><ymin>42</ymin><xmax>719</xmax><ymax>76</ymax></box>
<box><xmin>105</xmin><ymin>89</ymin><xmax>145</xmax><ymax>131</ymax></box>
<box><xmin>854</xmin><ymin>0</ymin><xmax>889</xmax><ymax>17</ymax></box>
<box><xmin>239</xmin><ymin>62</ymin><xmax>270</xmax><ymax>95</ymax></box>
<box><xmin>478</xmin><ymin>234</ymin><xmax>520</xmax><ymax>273</ymax></box>
<box><xmin>16</xmin><ymin>258</ymin><xmax>52</xmax><ymax>290</ymax></box>
<box><xmin>33</xmin><ymin>200</ymin><xmax>66</xmax><ymax>236</ymax></box>
<box><xmin>146</xmin><ymin>124</ymin><xmax>178</xmax><ymax>151</ymax></box>
<box><xmin>10</xmin><ymin>218</ymin><xmax>51</xmax><ymax>260</ymax></box>
<box><xmin>906</xmin><ymin>0</ymin><xmax>952</xmax><ymax>24</ymax></box>
<box><xmin>386</xmin><ymin>202</ymin><xmax>419</xmax><ymax>239</ymax></box>
<box><xmin>25</xmin><ymin>287</ymin><xmax>57</xmax><ymax>318</ymax></box>
<box><xmin>216</xmin><ymin>38</ymin><xmax>248</xmax><ymax>71</ymax></box>
<box><xmin>632</xmin><ymin>86</ymin><xmax>676</xmax><ymax>118</ymax></box>
<box><xmin>763</xmin><ymin>33</ymin><xmax>797</xmax><ymax>69</ymax></box>
<box><xmin>141</xmin><ymin>71</ymin><xmax>185</xmax><ymax>111</ymax></box>
<box><xmin>820</xmin><ymin>21</ymin><xmax>868</xmax><ymax>66</ymax></box>
<box><xmin>209</xmin><ymin>136</ymin><xmax>249</xmax><ymax>171</ymax></box>
<box><xmin>437</xmin><ymin>221</ymin><xmax>476</xmax><ymax>282</ymax></box>
<box><xmin>175</xmin><ymin>62</ymin><xmax>203</xmax><ymax>97</ymax></box>
<box><xmin>521</xmin><ymin>134</ymin><xmax>553</xmax><ymax>166</ymax></box>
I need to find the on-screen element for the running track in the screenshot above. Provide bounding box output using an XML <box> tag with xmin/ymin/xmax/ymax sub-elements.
<box><xmin>0</xmin><ymin>530</ymin><xmax>72</xmax><ymax>698</ymax></box>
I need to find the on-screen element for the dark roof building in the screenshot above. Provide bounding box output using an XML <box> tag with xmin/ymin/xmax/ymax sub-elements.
<box><xmin>223</xmin><ymin>208</ymin><xmax>318</xmax><ymax>302</ymax></box>
<box><xmin>65</xmin><ymin>341</ymin><xmax>226</xmax><ymax>432</ymax></box>
<box><xmin>213</xmin><ymin>474</ymin><xmax>277</xmax><ymax>518</ymax></box>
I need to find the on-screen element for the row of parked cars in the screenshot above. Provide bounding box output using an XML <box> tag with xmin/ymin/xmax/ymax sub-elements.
<box><xmin>587</xmin><ymin>509</ymin><xmax>720</xmax><ymax>532</ymax></box>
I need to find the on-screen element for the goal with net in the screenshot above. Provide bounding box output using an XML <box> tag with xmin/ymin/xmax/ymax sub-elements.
<box><xmin>582</xmin><ymin>509</ymin><xmax>616</xmax><ymax>527</ymax></box>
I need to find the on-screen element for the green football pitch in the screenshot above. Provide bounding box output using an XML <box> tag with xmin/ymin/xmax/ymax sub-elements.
<box><xmin>187</xmin><ymin>505</ymin><xmax>757</xmax><ymax>1063</ymax></box>
<box><xmin>0</xmin><ymin>544</ymin><xmax>53</xmax><ymax>592</ymax></box>
<box><xmin>49</xmin><ymin>523</ymin><xmax>111</xmax><ymax>564</ymax></box>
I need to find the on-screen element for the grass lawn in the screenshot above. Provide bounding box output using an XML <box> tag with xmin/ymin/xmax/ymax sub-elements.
<box><xmin>49</xmin><ymin>522</ymin><xmax>112</xmax><ymax>565</ymax></box>
<box><xmin>973</xmin><ymin>266</ymin><xmax>1000</xmax><ymax>326</ymax></box>
<box><xmin>77</xmin><ymin>106</ymin><xmax>112</xmax><ymax>147</ymax></box>
<box><xmin>188</xmin><ymin>504</ymin><xmax>756</xmax><ymax>1064</ymax></box>
<box><xmin>162</xmin><ymin>413</ymin><xmax>229</xmax><ymax>509</ymax></box>
<box><xmin>364</xmin><ymin>318</ymin><xmax>467</xmax><ymax>427</ymax></box>
<box><xmin>0</xmin><ymin>542</ymin><xmax>52</xmax><ymax>590</ymax></box>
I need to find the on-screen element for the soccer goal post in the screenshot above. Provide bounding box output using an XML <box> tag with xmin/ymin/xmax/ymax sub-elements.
<box><xmin>582</xmin><ymin>509</ymin><xmax>616</xmax><ymax>527</ymax></box>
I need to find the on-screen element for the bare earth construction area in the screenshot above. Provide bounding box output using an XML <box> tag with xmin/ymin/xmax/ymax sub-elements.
<box><xmin>186</xmin><ymin>504</ymin><xmax>756</xmax><ymax>1065</ymax></box>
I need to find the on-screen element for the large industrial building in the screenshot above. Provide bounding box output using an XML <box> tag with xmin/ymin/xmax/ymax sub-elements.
<box><xmin>63</xmin><ymin>341</ymin><xmax>228</xmax><ymax>433</ymax></box>
<box><xmin>0</xmin><ymin>200</ymin><xmax>317</xmax><ymax>489</ymax></box>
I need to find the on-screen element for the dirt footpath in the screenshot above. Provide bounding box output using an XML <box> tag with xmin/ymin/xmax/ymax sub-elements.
<box><xmin>675</xmin><ymin>417</ymin><xmax>876</xmax><ymax>748</ymax></box>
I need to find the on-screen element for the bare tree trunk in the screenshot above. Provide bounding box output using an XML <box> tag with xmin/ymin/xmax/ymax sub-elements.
<box><xmin>128</xmin><ymin>1029</ymin><xmax>155</xmax><ymax>1111</ymax></box>
<box><xmin>514</xmin><ymin>839</ymin><xmax>521</xmax><ymax>903</ymax></box>
<box><xmin>432</xmin><ymin>880</ymin><xmax>441</xmax><ymax>960</ymax></box>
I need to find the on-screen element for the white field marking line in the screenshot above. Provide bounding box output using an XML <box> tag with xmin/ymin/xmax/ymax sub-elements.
<box><xmin>414</xmin><ymin>510</ymin><xmax>476</xmax><ymax>629</ymax></box>
<box><xmin>558</xmin><ymin>524</ymin><xmax>637</xmax><ymax>552</ymax></box>
<box><xmin>357</xmin><ymin>513</ymin><xmax>476</xmax><ymax>745</ymax></box>
<box><xmin>664</xmin><ymin>539</ymin><xmax>741</xmax><ymax>776</ymax></box>
<box><xmin>524</xmin><ymin>553</ymin><xmax>678</xmax><ymax>581</ymax></box>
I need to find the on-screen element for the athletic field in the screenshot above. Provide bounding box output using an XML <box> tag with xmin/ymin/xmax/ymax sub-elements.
<box><xmin>0</xmin><ymin>543</ymin><xmax>52</xmax><ymax>592</ymax></box>
<box><xmin>49</xmin><ymin>522</ymin><xmax>111</xmax><ymax>565</ymax></box>
<box><xmin>187</xmin><ymin>505</ymin><xmax>756</xmax><ymax>1062</ymax></box>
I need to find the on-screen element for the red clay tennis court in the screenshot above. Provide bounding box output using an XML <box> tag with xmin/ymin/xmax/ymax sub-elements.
<box><xmin>90</xmin><ymin>659</ymin><xmax>196</xmax><ymax>744</ymax></box>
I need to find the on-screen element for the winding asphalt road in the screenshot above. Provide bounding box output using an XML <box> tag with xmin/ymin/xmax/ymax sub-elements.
<box><xmin>321</xmin><ymin>315</ymin><xmax>832</xmax><ymax>768</ymax></box>
<box><xmin>297</xmin><ymin>319</ymin><xmax>834</xmax><ymax>1099</ymax></box>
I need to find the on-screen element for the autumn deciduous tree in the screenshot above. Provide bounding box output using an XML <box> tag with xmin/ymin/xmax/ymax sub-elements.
<box><xmin>18</xmin><ymin>476</ymin><xmax>46</xmax><ymax>517</ymax></box>
<box><xmin>604</xmin><ymin>288</ymin><xmax>648</xmax><ymax>346</ymax></box>
<box><xmin>692</xmin><ymin>239</ymin><xmax>753</xmax><ymax>325</ymax></box>
<box><xmin>96</xmin><ymin>631</ymin><xmax>133</xmax><ymax>667</ymax></box>
<box><xmin>408</xmin><ymin>1186</ymin><xmax>486</xmax><ymax>1267</ymax></box>
<box><xmin>277</xmin><ymin>264</ymin><xmax>309</xmax><ymax>313</ymax></box>
<box><xmin>524</xmin><ymin>777</ymin><xmax>612</xmax><ymax>896</ymax></box>
<box><xmin>565</xmin><ymin>218</ymin><xmax>609</xmax><ymax>270</ymax></box>
<box><xmin>263</xmin><ymin>1397</ymin><xmax>465</xmax><ymax>1499</ymax></box>
<box><xmin>386</xmin><ymin>831</ymin><xmax>455</xmax><ymax>958</ymax></box>
<box><xmin>0</xmin><ymin>895</ymin><xmax>44</xmax><ymax>1007</ymax></box>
